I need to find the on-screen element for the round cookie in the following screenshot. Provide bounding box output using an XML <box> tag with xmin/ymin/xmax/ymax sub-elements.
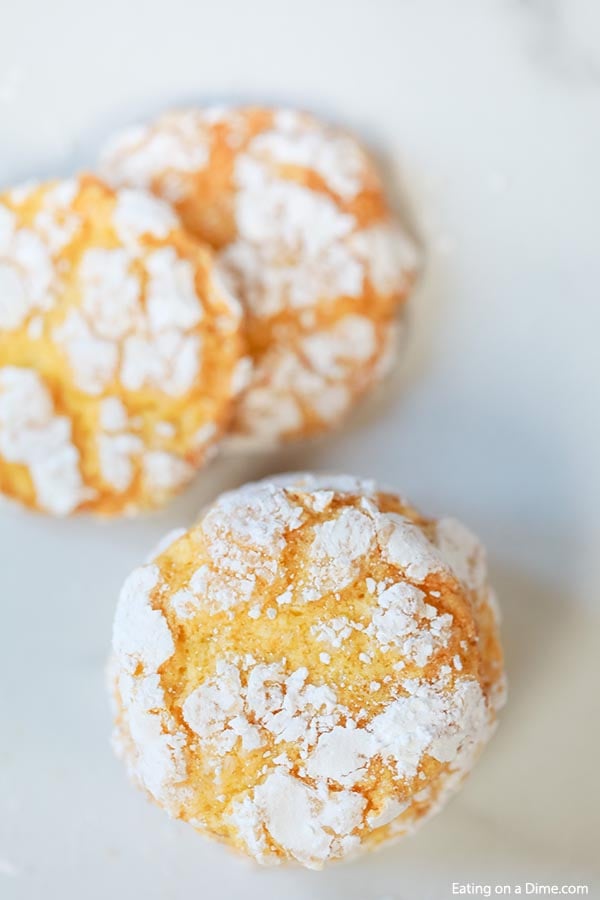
<box><xmin>109</xmin><ymin>474</ymin><xmax>505</xmax><ymax>867</ymax></box>
<box><xmin>0</xmin><ymin>175</ymin><xmax>247</xmax><ymax>515</ymax></box>
<box><xmin>100</xmin><ymin>108</ymin><xmax>418</xmax><ymax>448</ymax></box>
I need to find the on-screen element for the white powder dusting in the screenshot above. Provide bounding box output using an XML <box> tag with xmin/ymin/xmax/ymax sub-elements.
<box><xmin>303</xmin><ymin>489</ymin><xmax>334</xmax><ymax>513</ymax></box>
<box><xmin>169</xmin><ymin>588</ymin><xmax>200</xmax><ymax>620</ymax></box>
<box><xmin>201</xmin><ymin>482</ymin><xmax>304</xmax><ymax>587</ymax></box>
<box><xmin>229</xmin><ymin>355</ymin><xmax>253</xmax><ymax>396</ymax></box>
<box><xmin>97</xmin><ymin>397</ymin><xmax>143</xmax><ymax>491</ymax></box>
<box><xmin>34</xmin><ymin>179</ymin><xmax>81</xmax><ymax>254</ymax></box>
<box><xmin>302</xmin><ymin>677</ymin><xmax>489</xmax><ymax>788</ymax></box>
<box><xmin>222</xmin><ymin>659</ymin><xmax>491</xmax><ymax>865</ymax></box>
<box><xmin>1</xmin><ymin>177</ymin><xmax>212</xmax><ymax>418</ymax></box>
<box><xmin>99</xmin><ymin>396</ymin><xmax>195</xmax><ymax>501</ymax></box>
<box><xmin>100</xmin><ymin>112</ymin><xmax>213</xmax><ymax>190</ymax></box>
<box><xmin>349</xmin><ymin>222</ymin><xmax>418</xmax><ymax>295</ymax></box>
<box><xmin>305</xmin><ymin>723</ymin><xmax>374</xmax><ymax>787</ymax></box>
<box><xmin>367</xmin><ymin>582</ymin><xmax>453</xmax><ymax>666</ymax></box>
<box><xmin>260</xmin><ymin>109</ymin><xmax>370</xmax><ymax>199</ymax></box>
<box><xmin>305</xmin><ymin>507</ymin><xmax>375</xmax><ymax>600</ymax></box>
<box><xmin>188</xmin><ymin>563</ymin><xmax>256</xmax><ymax>613</ymax></box>
<box><xmin>12</xmin><ymin>179</ymin><xmax>226</xmax><ymax>408</ymax></box>
<box><xmin>145</xmin><ymin>247</ymin><xmax>203</xmax><ymax>332</ymax></box>
<box><xmin>121</xmin><ymin>330</ymin><xmax>201</xmax><ymax>396</ymax></box>
<box><xmin>276</xmin><ymin>587</ymin><xmax>293</xmax><ymax>606</ymax></box>
<box><xmin>229</xmin><ymin>770</ymin><xmax>365</xmax><ymax>867</ymax></box>
<box><xmin>268</xmin><ymin>471</ymin><xmax>377</xmax><ymax>497</ymax></box>
<box><xmin>367</xmin><ymin>797</ymin><xmax>410</xmax><ymax>829</ymax></box>
<box><xmin>220</xmin><ymin>164</ymin><xmax>364</xmax><ymax>318</ymax></box>
<box><xmin>113</xmin><ymin>189</ymin><xmax>178</xmax><ymax>244</ymax></box>
<box><xmin>376</xmin><ymin>512</ymin><xmax>449</xmax><ymax>582</ymax></box>
<box><xmin>154</xmin><ymin>420</ymin><xmax>176</xmax><ymax>439</ymax></box>
<box><xmin>300</xmin><ymin>315</ymin><xmax>377</xmax><ymax>379</ymax></box>
<box><xmin>0</xmin><ymin>179</ymin><xmax>95</xmax><ymax>334</ymax></box>
<box><xmin>80</xmin><ymin>248</ymin><xmax>141</xmax><ymax>340</ymax></box>
<box><xmin>244</xmin><ymin>663</ymin><xmax>337</xmax><ymax>747</ymax></box>
<box><xmin>218</xmin><ymin>111</ymin><xmax>416</xmax><ymax>442</ymax></box>
<box><xmin>435</xmin><ymin>517</ymin><xmax>488</xmax><ymax>592</ymax></box>
<box><xmin>142</xmin><ymin>451</ymin><xmax>194</xmax><ymax>497</ymax></box>
<box><xmin>113</xmin><ymin>565</ymin><xmax>174</xmax><ymax>673</ymax></box>
<box><xmin>26</xmin><ymin>314</ymin><xmax>44</xmax><ymax>339</ymax></box>
<box><xmin>112</xmin><ymin>563</ymin><xmax>189</xmax><ymax>808</ymax></box>
<box><xmin>312</xmin><ymin>616</ymin><xmax>355</xmax><ymax>648</ymax></box>
<box><xmin>99</xmin><ymin>396</ymin><xmax>129</xmax><ymax>431</ymax></box>
<box><xmin>54</xmin><ymin>309</ymin><xmax>119</xmax><ymax>395</ymax></box>
<box><xmin>117</xmin><ymin>670</ymin><xmax>188</xmax><ymax>806</ymax></box>
<box><xmin>183</xmin><ymin>661</ymin><xmax>249</xmax><ymax>754</ymax></box>
<box><xmin>0</xmin><ymin>366</ymin><xmax>89</xmax><ymax>514</ymax></box>
<box><xmin>0</xmin><ymin>204</ymin><xmax>54</xmax><ymax>331</ymax></box>
<box><xmin>181</xmin><ymin>658</ymin><xmax>338</xmax><ymax>765</ymax></box>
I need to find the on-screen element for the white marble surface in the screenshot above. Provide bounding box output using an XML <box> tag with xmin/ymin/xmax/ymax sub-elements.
<box><xmin>1</xmin><ymin>1</ymin><xmax>599</xmax><ymax>898</ymax></box>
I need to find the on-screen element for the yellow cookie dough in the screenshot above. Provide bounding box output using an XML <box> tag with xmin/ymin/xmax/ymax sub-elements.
<box><xmin>100</xmin><ymin>108</ymin><xmax>418</xmax><ymax>448</ymax></box>
<box><xmin>0</xmin><ymin>175</ymin><xmax>247</xmax><ymax>515</ymax></box>
<box><xmin>110</xmin><ymin>473</ymin><xmax>505</xmax><ymax>867</ymax></box>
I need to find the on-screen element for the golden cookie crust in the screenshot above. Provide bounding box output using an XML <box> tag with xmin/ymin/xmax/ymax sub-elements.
<box><xmin>0</xmin><ymin>175</ymin><xmax>247</xmax><ymax>515</ymax></box>
<box><xmin>100</xmin><ymin>108</ymin><xmax>418</xmax><ymax>448</ymax></box>
<box><xmin>110</xmin><ymin>474</ymin><xmax>505</xmax><ymax>867</ymax></box>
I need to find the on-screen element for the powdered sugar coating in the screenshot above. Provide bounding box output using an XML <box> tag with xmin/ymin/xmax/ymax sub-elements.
<box><xmin>0</xmin><ymin>205</ymin><xmax>55</xmax><ymax>330</ymax></box>
<box><xmin>367</xmin><ymin>582</ymin><xmax>454</xmax><ymax>666</ymax></box>
<box><xmin>0</xmin><ymin>367</ymin><xmax>89</xmax><ymax>514</ymax></box>
<box><xmin>111</xmin><ymin>565</ymin><xmax>188</xmax><ymax>808</ymax></box>
<box><xmin>100</xmin><ymin>112</ymin><xmax>214</xmax><ymax>193</ymax></box>
<box><xmin>54</xmin><ymin>241</ymin><xmax>205</xmax><ymax>398</ymax></box>
<box><xmin>110</xmin><ymin>475</ymin><xmax>505</xmax><ymax>867</ymax></box>
<box><xmin>0</xmin><ymin>176</ymin><xmax>247</xmax><ymax>515</ymax></box>
<box><xmin>304</xmin><ymin>507</ymin><xmax>375</xmax><ymax>599</ymax></box>
<box><xmin>229</xmin><ymin>770</ymin><xmax>365</xmax><ymax>866</ymax></box>
<box><xmin>100</xmin><ymin>106</ymin><xmax>419</xmax><ymax>447</ymax></box>
<box><xmin>434</xmin><ymin>517</ymin><xmax>488</xmax><ymax>592</ymax></box>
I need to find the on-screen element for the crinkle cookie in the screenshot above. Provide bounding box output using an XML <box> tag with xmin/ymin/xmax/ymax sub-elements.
<box><xmin>109</xmin><ymin>473</ymin><xmax>505</xmax><ymax>868</ymax></box>
<box><xmin>100</xmin><ymin>108</ymin><xmax>418</xmax><ymax>448</ymax></box>
<box><xmin>0</xmin><ymin>175</ymin><xmax>247</xmax><ymax>515</ymax></box>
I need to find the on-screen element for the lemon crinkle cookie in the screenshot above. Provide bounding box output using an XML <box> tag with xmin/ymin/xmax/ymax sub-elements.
<box><xmin>0</xmin><ymin>175</ymin><xmax>247</xmax><ymax>515</ymax></box>
<box><xmin>109</xmin><ymin>473</ymin><xmax>505</xmax><ymax>867</ymax></box>
<box><xmin>100</xmin><ymin>107</ymin><xmax>418</xmax><ymax>448</ymax></box>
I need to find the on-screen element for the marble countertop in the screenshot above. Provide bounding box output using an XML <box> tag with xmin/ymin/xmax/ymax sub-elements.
<box><xmin>1</xmin><ymin>1</ymin><xmax>599</xmax><ymax>897</ymax></box>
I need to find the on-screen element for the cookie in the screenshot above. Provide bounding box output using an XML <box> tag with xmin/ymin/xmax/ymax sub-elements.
<box><xmin>109</xmin><ymin>474</ymin><xmax>505</xmax><ymax>867</ymax></box>
<box><xmin>100</xmin><ymin>108</ymin><xmax>418</xmax><ymax>448</ymax></box>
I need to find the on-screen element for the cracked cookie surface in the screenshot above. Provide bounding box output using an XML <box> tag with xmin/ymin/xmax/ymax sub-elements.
<box><xmin>110</xmin><ymin>473</ymin><xmax>505</xmax><ymax>867</ymax></box>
